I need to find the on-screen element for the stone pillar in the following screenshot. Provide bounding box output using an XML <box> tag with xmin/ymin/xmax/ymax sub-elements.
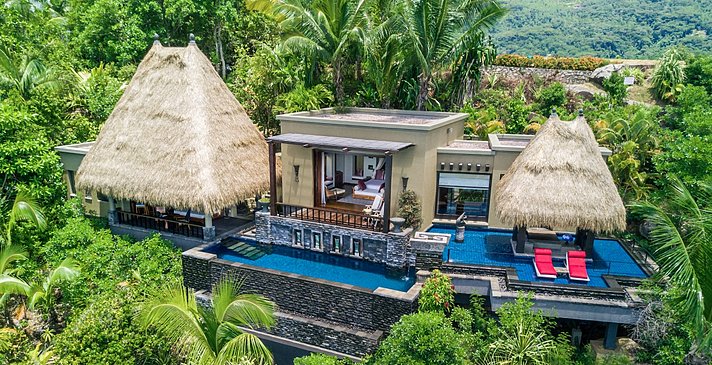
<box><xmin>203</xmin><ymin>213</ymin><xmax>216</xmax><ymax>241</ymax></box>
<box><xmin>604</xmin><ymin>322</ymin><xmax>619</xmax><ymax>350</ymax></box>
<box><xmin>107</xmin><ymin>196</ymin><xmax>118</xmax><ymax>225</ymax></box>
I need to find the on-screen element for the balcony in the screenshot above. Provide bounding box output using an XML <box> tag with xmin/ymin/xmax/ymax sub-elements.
<box><xmin>276</xmin><ymin>203</ymin><xmax>383</xmax><ymax>232</ymax></box>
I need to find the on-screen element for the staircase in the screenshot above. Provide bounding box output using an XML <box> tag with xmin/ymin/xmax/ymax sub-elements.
<box><xmin>221</xmin><ymin>237</ymin><xmax>267</xmax><ymax>260</ymax></box>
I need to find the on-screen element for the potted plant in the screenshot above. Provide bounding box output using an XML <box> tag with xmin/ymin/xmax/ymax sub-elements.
<box><xmin>257</xmin><ymin>197</ymin><xmax>270</xmax><ymax>212</ymax></box>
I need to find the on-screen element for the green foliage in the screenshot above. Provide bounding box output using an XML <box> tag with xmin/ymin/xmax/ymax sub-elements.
<box><xmin>368</xmin><ymin>311</ymin><xmax>466</xmax><ymax>365</ymax></box>
<box><xmin>651</xmin><ymin>48</ymin><xmax>686</xmax><ymax>102</ymax></box>
<box><xmin>536</xmin><ymin>82</ymin><xmax>567</xmax><ymax>114</ymax></box>
<box><xmin>275</xmin><ymin>84</ymin><xmax>334</xmax><ymax>113</ymax></box>
<box><xmin>294</xmin><ymin>353</ymin><xmax>353</xmax><ymax>365</ymax></box>
<box><xmin>138</xmin><ymin>279</ymin><xmax>276</xmax><ymax>365</ymax></box>
<box><xmin>54</xmin><ymin>290</ymin><xmax>177</xmax><ymax>365</ymax></box>
<box><xmin>602</xmin><ymin>72</ymin><xmax>628</xmax><ymax>105</ymax></box>
<box><xmin>418</xmin><ymin>269</ymin><xmax>455</xmax><ymax>313</ymax></box>
<box><xmin>396</xmin><ymin>189</ymin><xmax>422</xmax><ymax>229</ymax></box>
<box><xmin>631</xmin><ymin>178</ymin><xmax>712</xmax><ymax>351</ymax></box>
<box><xmin>485</xmin><ymin>296</ymin><xmax>575</xmax><ymax>365</ymax></box>
<box><xmin>399</xmin><ymin>0</ymin><xmax>507</xmax><ymax>110</ymax></box>
<box><xmin>489</xmin><ymin>0</ymin><xmax>712</xmax><ymax>58</ymax></box>
<box><xmin>494</xmin><ymin>54</ymin><xmax>608</xmax><ymax>71</ymax></box>
<box><xmin>685</xmin><ymin>55</ymin><xmax>712</xmax><ymax>95</ymax></box>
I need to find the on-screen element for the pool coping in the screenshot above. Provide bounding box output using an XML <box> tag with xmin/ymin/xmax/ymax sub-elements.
<box><xmin>187</xmin><ymin>242</ymin><xmax>421</xmax><ymax>301</ymax></box>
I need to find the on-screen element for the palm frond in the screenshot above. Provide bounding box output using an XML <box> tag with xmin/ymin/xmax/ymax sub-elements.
<box><xmin>216</xmin><ymin>332</ymin><xmax>273</xmax><ymax>365</ymax></box>
<box><xmin>224</xmin><ymin>294</ymin><xmax>277</xmax><ymax>329</ymax></box>
<box><xmin>7</xmin><ymin>192</ymin><xmax>46</xmax><ymax>243</ymax></box>
<box><xmin>0</xmin><ymin>275</ymin><xmax>30</xmax><ymax>295</ymax></box>
<box><xmin>0</xmin><ymin>245</ymin><xmax>28</xmax><ymax>273</ymax></box>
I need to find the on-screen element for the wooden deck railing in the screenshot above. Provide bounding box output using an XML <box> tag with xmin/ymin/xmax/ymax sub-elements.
<box><xmin>276</xmin><ymin>203</ymin><xmax>383</xmax><ymax>232</ymax></box>
<box><xmin>117</xmin><ymin>210</ymin><xmax>205</xmax><ymax>239</ymax></box>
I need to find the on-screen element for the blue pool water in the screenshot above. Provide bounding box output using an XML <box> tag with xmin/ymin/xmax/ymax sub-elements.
<box><xmin>206</xmin><ymin>242</ymin><xmax>415</xmax><ymax>292</ymax></box>
<box><xmin>428</xmin><ymin>226</ymin><xmax>648</xmax><ymax>288</ymax></box>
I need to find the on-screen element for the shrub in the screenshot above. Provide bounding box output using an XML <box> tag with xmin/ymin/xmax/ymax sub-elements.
<box><xmin>368</xmin><ymin>312</ymin><xmax>466</xmax><ymax>365</ymax></box>
<box><xmin>651</xmin><ymin>48</ymin><xmax>685</xmax><ymax>102</ymax></box>
<box><xmin>602</xmin><ymin>72</ymin><xmax>628</xmax><ymax>105</ymax></box>
<box><xmin>418</xmin><ymin>269</ymin><xmax>455</xmax><ymax>313</ymax></box>
<box><xmin>493</xmin><ymin>54</ymin><xmax>608</xmax><ymax>71</ymax></box>
<box><xmin>275</xmin><ymin>84</ymin><xmax>334</xmax><ymax>113</ymax></box>
<box><xmin>504</xmin><ymin>97</ymin><xmax>530</xmax><ymax>133</ymax></box>
<box><xmin>684</xmin><ymin>55</ymin><xmax>712</xmax><ymax>95</ymax></box>
<box><xmin>396</xmin><ymin>190</ymin><xmax>422</xmax><ymax>229</ymax></box>
<box><xmin>536</xmin><ymin>82</ymin><xmax>567</xmax><ymax>114</ymax></box>
<box><xmin>54</xmin><ymin>290</ymin><xmax>176</xmax><ymax>365</ymax></box>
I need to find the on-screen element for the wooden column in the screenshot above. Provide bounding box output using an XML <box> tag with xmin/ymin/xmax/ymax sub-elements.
<box><xmin>268</xmin><ymin>142</ymin><xmax>277</xmax><ymax>216</ymax></box>
<box><xmin>382</xmin><ymin>153</ymin><xmax>393</xmax><ymax>233</ymax></box>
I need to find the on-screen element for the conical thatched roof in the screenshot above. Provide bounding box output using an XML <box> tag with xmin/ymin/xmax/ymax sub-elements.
<box><xmin>495</xmin><ymin>113</ymin><xmax>625</xmax><ymax>233</ymax></box>
<box><xmin>76</xmin><ymin>42</ymin><xmax>271</xmax><ymax>214</ymax></box>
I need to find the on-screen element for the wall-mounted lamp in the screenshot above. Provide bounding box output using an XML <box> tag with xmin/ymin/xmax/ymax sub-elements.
<box><xmin>458</xmin><ymin>163</ymin><xmax>463</xmax><ymax>171</ymax></box>
<box><xmin>440</xmin><ymin>162</ymin><xmax>445</xmax><ymax>170</ymax></box>
<box><xmin>449</xmin><ymin>163</ymin><xmax>454</xmax><ymax>171</ymax></box>
<box><xmin>294</xmin><ymin>164</ymin><xmax>300</xmax><ymax>182</ymax></box>
<box><xmin>476</xmin><ymin>163</ymin><xmax>481</xmax><ymax>172</ymax></box>
<box><xmin>342</xmin><ymin>147</ymin><xmax>349</xmax><ymax>152</ymax></box>
<box><xmin>467</xmin><ymin>163</ymin><xmax>472</xmax><ymax>171</ymax></box>
<box><xmin>402</xmin><ymin>176</ymin><xmax>409</xmax><ymax>191</ymax></box>
<box><xmin>485</xmin><ymin>164</ymin><xmax>490</xmax><ymax>172</ymax></box>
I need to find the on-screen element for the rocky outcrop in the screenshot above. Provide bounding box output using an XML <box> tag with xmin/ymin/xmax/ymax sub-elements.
<box><xmin>589</xmin><ymin>64</ymin><xmax>627</xmax><ymax>84</ymax></box>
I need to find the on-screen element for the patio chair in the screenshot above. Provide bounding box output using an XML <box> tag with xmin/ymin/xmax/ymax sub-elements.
<box><xmin>363</xmin><ymin>194</ymin><xmax>383</xmax><ymax>214</ymax></box>
<box><xmin>533</xmin><ymin>248</ymin><xmax>557</xmax><ymax>279</ymax></box>
<box><xmin>566</xmin><ymin>250</ymin><xmax>590</xmax><ymax>282</ymax></box>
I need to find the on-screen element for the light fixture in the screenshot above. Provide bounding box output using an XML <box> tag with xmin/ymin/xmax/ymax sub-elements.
<box><xmin>467</xmin><ymin>163</ymin><xmax>472</xmax><ymax>171</ymax></box>
<box><xmin>476</xmin><ymin>163</ymin><xmax>481</xmax><ymax>171</ymax></box>
<box><xmin>485</xmin><ymin>164</ymin><xmax>490</xmax><ymax>172</ymax></box>
<box><xmin>458</xmin><ymin>163</ymin><xmax>463</xmax><ymax>171</ymax></box>
<box><xmin>342</xmin><ymin>147</ymin><xmax>349</xmax><ymax>152</ymax></box>
<box><xmin>294</xmin><ymin>164</ymin><xmax>300</xmax><ymax>182</ymax></box>
<box><xmin>402</xmin><ymin>176</ymin><xmax>409</xmax><ymax>191</ymax></box>
<box><xmin>449</xmin><ymin>163</ymin><xmax>454</xmax><ymax>171</ymax></box>
<box><xmin>440</xmin><ymin>162</ymin><xmax>445</xmax><ymax>170</ymax></box>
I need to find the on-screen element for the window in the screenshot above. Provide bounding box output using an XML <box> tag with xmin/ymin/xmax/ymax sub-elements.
<box><xmin>332</xmin><ymin>236</ymin><xmax>341</xmax><ymax>253</ymax></box>
<box><xmin>436</xmin><ymin>173</ymin><xmax>490</xmax><ymax>220</ymax></box>
<box><xmin>353</xmin><ymin>155</ymin><xmax>364</xmax><ymax>177</ymax></box>
<box><xmin>97</xmin><ymin>192</ymin><xmax>109</xmax><ymax>202</ymax></box>
<box><xmin>67</xmin><ymin>170</ymin><xmax>77</xmax><ymax>196</ymax></box>
<box><xmin>352</xmin><ymin>238</ymin><xmax>362</xmax><ymax>257</ymax></box>
<box><xmin>293</xmin><ymin>230</ymin><xmax>303</xmax><ymax>246</ymax></box>
<box><xmin>84</xmin><ymin>189</ymin><xmax>93</xmax><ymax>201</ymax></box>
<box><xmin>312</xmin><ymin>232</ymin><xmax>322</xmax><ymax>250</ymax></box>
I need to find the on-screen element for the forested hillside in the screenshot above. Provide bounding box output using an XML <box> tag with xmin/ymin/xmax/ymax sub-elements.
<box><xmin>491</xmin><ymin>0</ymin><xmax>712</xmax><ymax>59</ymax></box>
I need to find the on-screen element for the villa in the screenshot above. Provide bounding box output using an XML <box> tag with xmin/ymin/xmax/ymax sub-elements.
<box><xmin>55</xmin><ymin>40</ymin><xmax>655</xmax><ymax>358</ymax></box>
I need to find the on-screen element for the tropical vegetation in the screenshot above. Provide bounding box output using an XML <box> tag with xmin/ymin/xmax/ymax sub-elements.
<box><xmin>1</xmin><ymin>0</ymin><xmax>712</xmax><ymax>362</ymax></box>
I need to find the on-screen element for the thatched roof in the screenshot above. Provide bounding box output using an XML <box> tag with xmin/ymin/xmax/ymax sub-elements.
<box><xmin>76</xmin><ymin>42</ymin><xmax>271</xmax><ymax>214</ymax></box>
<box><xmin>495</xmin><ymin>113</ymin><xmax>626</xmax><ymax>232</ymax></box>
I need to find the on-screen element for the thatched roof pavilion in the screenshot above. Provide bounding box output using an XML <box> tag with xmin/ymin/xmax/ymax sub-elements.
<box><xmin>495</xmin><ymin>112</ymin><xmax>625</xmax><ymax>253</ymax></box>
<box><xmin>76</xmin><ymin>39</ymin><xmax>271</xmax><ymax>219</ymax></box>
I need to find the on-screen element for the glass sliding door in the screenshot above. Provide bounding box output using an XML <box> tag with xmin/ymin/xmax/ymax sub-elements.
<box><xmin>436</xmin><ymin>172</ymin><xmax>491</xmax><ymax>221</ymax></box>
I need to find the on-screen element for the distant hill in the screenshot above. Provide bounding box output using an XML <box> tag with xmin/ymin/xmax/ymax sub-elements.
<box><xmin>491</xmin><ymin>0</ymin><xmax>712</xmax><ymax>59</ymax></box>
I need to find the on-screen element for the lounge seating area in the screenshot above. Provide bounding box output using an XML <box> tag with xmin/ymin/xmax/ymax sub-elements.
<box><xmin>533</xmin><ymin>247</ymin><xmax>590</xmax><ymax>282</ymax></box>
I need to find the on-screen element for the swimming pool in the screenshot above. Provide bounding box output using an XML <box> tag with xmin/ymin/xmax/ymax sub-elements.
<box><xmin>428</xmin><ymin>225</ymin><xmax>648</xmax><ymax>288</ymax></box>
<box><xmin>206</xmin><ymin>240</ymin><xmax>415</xmax><ymax>292</ymax></box>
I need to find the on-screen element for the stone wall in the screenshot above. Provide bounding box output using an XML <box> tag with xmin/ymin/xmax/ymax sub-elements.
<box><xmin>183</xmin><ymin>247</ymin><xmax>419</xmax><ymax>332</ymax></box>
<box><xmin>268</xmin><ymin>312</ymin><xmax>382</xmax><ymax>357</ymax></box>
<box><xmin>484</xmin><ymin>65</ymin><xmax>591</xmax><ymax>84</ymax></box>
<box><xmin>255</xmin><ymin>212</ymin><xmax>411</xmax><ymax>268</ymax></box>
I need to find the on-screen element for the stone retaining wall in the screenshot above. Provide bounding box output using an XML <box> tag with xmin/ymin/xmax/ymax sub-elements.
<box><xmin>183</xmin><ymin>246</ymin><xmax>420</xmax><ymax>332</ymax></box>
<box><xmin>484</xmin><ymin>65</ymin><xmax>591</xmax><ymax>84</ymax></box>
<box><xmin>268</xmin><ymin>312</ymin><xmax>382</xmax><ymax>357</ymax></box>
<box><xmin>255</xmin><ymin>212</ymin><xmax>411</xmax><ymax>268</ymax></box>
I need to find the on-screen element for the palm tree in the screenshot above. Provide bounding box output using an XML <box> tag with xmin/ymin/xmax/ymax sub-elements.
<box><xmin>271</xmin><ymin>0</ymin><xmax>367</xmax><ymax>104</ymax></box>
<box><xmin>0</xmin><ymin>46</ymin><xmax>58</xmax><ymax>100</ymax></box>
<box><xmin>400</xmin><ymin>0</ymin><xmax>507</xmax><ymax>110</ymax></box>
<box><xmin>631</xmin><ymin>178</ymin><xmax>712</xmax><ymax>351</ymax></box>
<box><xmin>0</xmin><ymin>245</ymin><xmax>31</xmax><ymax>326</ymax></box>
<box><xmin>28</xmin><ymin>259</ymin><xmax>80</xmax><ymax>327</ymax></box>
<box><xmin>0</xmin><ymin>192</ymin><xmax>47</xmax><ymax>246</ymax></box>
<box><xmin>139</xmin><ymin>279</ymin><xmax>276</xmax><ymax>365</ymax></box>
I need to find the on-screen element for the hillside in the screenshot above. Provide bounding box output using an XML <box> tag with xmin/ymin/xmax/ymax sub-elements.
<box><xmin>491</xmin><ymin>0</ymin><xmax>712</xmax><ymax>59</ymax></box>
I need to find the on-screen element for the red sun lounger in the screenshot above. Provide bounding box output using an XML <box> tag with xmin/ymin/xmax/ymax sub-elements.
<box><xmin>566</xmin><ymin>250</ymin><xmax>590</xmax><ymax>282</ymax></box>
<box><xmin>533</xmin><ymin>248</ymin><xmax>557</xmax><ymax>279</ymax></box>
